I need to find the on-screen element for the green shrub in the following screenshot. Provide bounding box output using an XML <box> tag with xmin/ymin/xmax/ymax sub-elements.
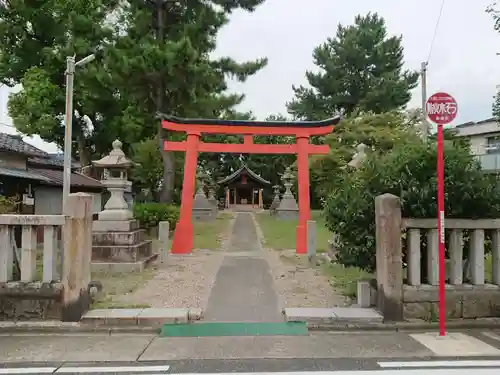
<box><xmin>133</xmin><ymin>203</ymin><xmax>180</xmax><ymax>230</ymax></box>
<box><xmin>0</xmin><ymin>195</ymin><xmax>18</xmax><ymax>214</ymax></box>
<box><xmin>324</xmin><ymin>141</ymin><xmax>500</xmax><ymax>273</ymax></box>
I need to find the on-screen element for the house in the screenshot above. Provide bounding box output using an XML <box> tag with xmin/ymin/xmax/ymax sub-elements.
<box><xmin>0</xmin><ymin>132</ymin><xmax>103</xmax><ymax>215</ymax></box>
<box><xmin>453</xmin><ymin>117</ymin><xmax>500</xmax><ymax>172</ymax></box>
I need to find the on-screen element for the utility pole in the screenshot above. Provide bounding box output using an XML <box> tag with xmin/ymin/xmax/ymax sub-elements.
<box><xmin>421</xmin><ymin>61</ymin><xmax>429</xmax><ymax>142</ymax></box>
<box><xmin>62</xmin><ymin>53</ymin><xmax>95</xmax><ymax>214</ymax></box>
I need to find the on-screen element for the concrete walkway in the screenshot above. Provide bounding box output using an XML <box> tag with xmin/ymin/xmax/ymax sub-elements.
<box><xmin>203</xmin><ymin>212</ymin><xmax>282</xmax><ymax>322</ymax></box>
<box><xmin>3</xmin><ymin>330</ymin><xmax>500</xmax><ymax>362</ymax></box>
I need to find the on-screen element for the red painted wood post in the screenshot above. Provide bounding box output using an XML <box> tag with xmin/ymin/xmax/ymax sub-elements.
<box><xmin>171</xmin><ymin>132</ymin><xmax>200</xmax><ymax>254</ymax></box>
<box><xmin>296</xmin><ymin>135</ymin><xmax>311</xmax><ymax>254</ymax></box>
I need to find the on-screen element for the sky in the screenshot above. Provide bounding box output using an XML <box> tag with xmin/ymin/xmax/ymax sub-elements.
<box><xmin>0</xmin><ymin>0</ymin><xmax>498</xmax><ymax>152</ymax></box>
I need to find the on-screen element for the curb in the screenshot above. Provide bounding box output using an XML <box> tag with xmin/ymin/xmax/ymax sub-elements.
<box><xmin>2</xmin><ymin>318</ymin><xmax>500</xmax><ymax>334</ymax></box>
<box><xmin>307</xmin><ymin>318</ymin><xmax>500</xmax><ymax>332</ymax></box>
<box><xmin>0</xmin><ymin>322</ymin><xmax>160</xmax><ymax>334</ymax></box>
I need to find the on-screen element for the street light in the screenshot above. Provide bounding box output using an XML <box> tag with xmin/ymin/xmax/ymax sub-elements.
<box><xmin>62</xmin><ymin>53</ymin><xmax>95</xmax><ymax>214</ymax></box>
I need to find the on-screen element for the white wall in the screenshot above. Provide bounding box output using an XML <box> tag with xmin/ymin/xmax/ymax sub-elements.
<box><xmin>35</xmin><ymin>186</ymin><xmax>102</xmax><ymax>215</ymax></box>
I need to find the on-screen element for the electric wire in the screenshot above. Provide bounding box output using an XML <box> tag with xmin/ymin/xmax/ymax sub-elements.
<box><xmin>426</xmin><ymin>0</ymin><xmax>446</xmax><ymax>64</ymax></box>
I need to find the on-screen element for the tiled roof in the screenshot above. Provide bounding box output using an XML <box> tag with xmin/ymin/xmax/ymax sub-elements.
<box><xmin>0</xmin><ymin>166</ymin><xmax>53</xmax><ymax>182</ymax></box>
<box><xmin>31</xmin><ymin>168</ymin><xmax>102</xmax><ymax>189</ymax></box>
<box><xmin>0</xmin><ymin>165</ymin><xmax>102</xmax><ymax>189</ymax></box>
<box><xmin>0</xmin><ymin>132</ymin><xmax>47</xmax><ymax>157</ymax></box>
<box><xmin>28</xmin><ymin>156</ymin><xmax>80</xmax><ymax>169</ymax></box>
<box><xmin>217</xmin><ymin>164</ymin><xmax>271</xmax><ymax>185</ymax></box>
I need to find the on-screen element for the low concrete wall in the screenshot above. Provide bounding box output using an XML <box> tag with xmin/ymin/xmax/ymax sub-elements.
<box><xmin>0</xmin><ymin>193</ymin><xmax>93</xmax><ymax>322</ymax></box>
<box><xmin>374</xmin><ymin>193</ymin><xmax>500</xmax><ymax>321</ymax></box>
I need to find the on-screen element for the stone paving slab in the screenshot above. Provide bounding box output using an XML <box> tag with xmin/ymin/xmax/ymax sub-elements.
<box><xmin>283</xmin><ymin>307</ymin><xmax>383</xmax><ymax>324</ymax></box>
<box><xmin>203</xmin><ymin>212</ymin><xmax>282</xmax><ymax>322</ymax></box>
<box><xmin>82</xmin><ymin>309</ymin><xmax>142</xmax><ymax>326</ymax></box>
<box><xmin>137</xmin><ymin>308</ymin><xmax>189</xmax><ymax>326</ymax></box>
<box><xmin>82</xmin><ymin>308</ymin><xmax>190</xmax><ymax>326</ymax></box>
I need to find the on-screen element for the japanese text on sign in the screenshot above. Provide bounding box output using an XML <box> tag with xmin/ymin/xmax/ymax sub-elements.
<box><xmin>426</xmin><ymin>102</ymin><xmax>457</xmax><ymax>123</ymax></box>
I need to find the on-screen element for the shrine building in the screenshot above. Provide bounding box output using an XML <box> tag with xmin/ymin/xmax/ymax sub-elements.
<box><xmin>217</xmin><ymin>164</ymin><xmax>270</xmax><ymax>208</ymax></box>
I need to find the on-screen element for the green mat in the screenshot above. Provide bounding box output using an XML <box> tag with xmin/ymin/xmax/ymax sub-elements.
<box><xmin>159</xmin><ymin>321</ymin><xmax>308</xmax><ymax>337</ymax></box>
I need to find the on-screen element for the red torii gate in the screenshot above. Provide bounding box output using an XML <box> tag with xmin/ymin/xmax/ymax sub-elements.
<box><xmin>160</xmin><ymin>114</ymin><xmax>341</xmax><ymax>255</ymax></box>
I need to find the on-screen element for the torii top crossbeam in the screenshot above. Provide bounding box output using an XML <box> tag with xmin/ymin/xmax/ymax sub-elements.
<box><xmin>159</xmin><ymin>113</ymin><xmax>341</xmax><ymax>255</ymax></box>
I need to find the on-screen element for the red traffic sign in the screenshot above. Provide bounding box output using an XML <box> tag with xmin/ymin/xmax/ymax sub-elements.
<box><xmin>426</xmin><ymin>92</ymin><xmax>458</xmax><ymax>125</ymax></box>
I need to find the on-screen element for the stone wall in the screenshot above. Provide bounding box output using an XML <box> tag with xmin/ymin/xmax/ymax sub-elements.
<box><xmin>0</xmin><ymin>282</ymin><xmax>63</xmax><ymax>320</ymax></box>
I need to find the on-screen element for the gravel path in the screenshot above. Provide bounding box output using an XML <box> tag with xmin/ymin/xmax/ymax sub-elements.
<box><xmin>114</xmin><ymin>250</ymin><xmax>225</xmax><ymax>308</ymax></box>
<box><xmin>252</xmin><ymin>214</ymin><xmax>349</xmax><ymax>308</ymax></box>
<box><xmin>114</xmin><ymin>218</ymin><xmax>233</xmax><ymax>309</ymax></box>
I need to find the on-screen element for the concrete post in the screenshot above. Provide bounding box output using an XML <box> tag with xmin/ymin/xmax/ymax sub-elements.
<box><xmin>61</xmin><ymin>193</ymin><xmax>93</xmax><ymax>321</ymax></box>
<box><xmin>307</xmin><ymin>220</ymin><xmax>317</xmax><ymax>265</ymax></box>
<box><xmin>375</xmin><ymin>194</ymin><xmax>403</xmax><ymax>321</ymax></box>
<box><xmin>158</xmin><ymin>221</ymin><xmax>170</xmax><ymax>263</ymax></box>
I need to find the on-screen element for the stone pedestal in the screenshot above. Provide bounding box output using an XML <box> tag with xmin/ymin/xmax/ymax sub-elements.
<box><xmin>193</xmin><ymin>186</ymin><xmax>214</xmax><ymax>220</ymax></box>
<box><xmin>91</xmin><ymin>140</ymin><xmax>155</xmax><ymax>272</ymax></box>
<box><xmin>277</xmin><ymin>167</ymin><xmax>298</xmax><ymax>220</ymax></box>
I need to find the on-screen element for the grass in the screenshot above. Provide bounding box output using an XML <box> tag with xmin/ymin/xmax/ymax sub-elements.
<box><xmin>193</xmin><ymin>211</ymin><xmax>233</xmax><ymax>250</ymax></box>
<box><xmin>90</xmin><ymin>267</ymin><xmax>156</xmax><ymax>309</ymax></box>
<box><xmin>255</xmin><ymin>210</ymin><xmax>331</xmax><ymax>252</ymax></box>
<box><xmin>321</xmin><ymin>263</ymin><xmax>374</xmax><ymax>299</ymax></box>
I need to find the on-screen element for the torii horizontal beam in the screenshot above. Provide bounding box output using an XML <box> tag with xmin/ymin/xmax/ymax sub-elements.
<box><xmin>164</xmin><ymin>140</ymin><xmax>330</xmax><ymax>154</ymax></box>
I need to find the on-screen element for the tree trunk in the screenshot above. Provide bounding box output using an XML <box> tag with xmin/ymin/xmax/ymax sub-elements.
<box><xmin>155</xmin><ymin>0</ymin><xmax>175</xmax><ymax>203</ymax></box>
<box><xmin>159</xmin><ymin>138</ymin><xmax>175</xmax><ymax>203</ymax></box>
<box><xmin>77</xmin><ymin>137</ymin><xmax>92</xmax><ymax>176</ymax></box>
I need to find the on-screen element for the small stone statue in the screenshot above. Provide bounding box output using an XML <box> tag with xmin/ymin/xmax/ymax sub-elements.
<box><xmin>347</xmin><ymin>143</ymin><xmax>368</xmax><ymax>169</ymax></box>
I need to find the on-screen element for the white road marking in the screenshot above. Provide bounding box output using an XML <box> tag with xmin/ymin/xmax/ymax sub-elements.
<box><xmin>378</xmin><ymin>360</ymin><xmax>500</xmax><ymax>368</ymax></box>
<box><xmin>56</xmin><ymin>364</ymin><xmax>170</xmax><ymax>373</ymax></box>
<box><xmin>481</xmin><ymin>331</ymin><xmax>500</xmax><ymax>342</ymax></box>
<box><xmin>409</xmin><ymin>332</ymin><xmax>500</xmax><ymax>356</ymax></box>
<box><xmin>0</xmin><ymin>368</ymin><xmax>57</xmax><ymax>374</ymax></box>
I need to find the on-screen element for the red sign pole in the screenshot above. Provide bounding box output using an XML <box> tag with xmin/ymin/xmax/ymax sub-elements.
<box><xmin>436</xmin><ymin>123</ymin><xmax>446</xmax><ymax>337</ymax></box>
<box><xmin>425</xmin><ymin>92</ymin><xmax>458</xmax><ymax>337</ymax></box>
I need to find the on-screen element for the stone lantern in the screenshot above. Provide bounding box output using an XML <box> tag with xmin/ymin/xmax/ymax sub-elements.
<box><xmin>276</xmin><ymin>166</ymin><xmax>299</xmax><ymax>219</ymax></box>
<box><xmin>91</xmin><ymin>140</ymin><xmax>154</xmax><ymax>270</ymax></box>
<box><xmin>269</xmin><ymin>184</ymin><xmax>281</xmax><ymax>215</ymax></box>
<box><xmin>192</xmin><ymin>169</ymin><xmax>214</xmax><ymax>220</ymax></box>
<box><xmin>207</xmin><ymin>180</ymin><xmax>218</xmax><ymax>214</ymax></box>
<box><xmin>92</xmin><ymin>139</ymin><xmax>135</xmax><ymax>222</ymax></box>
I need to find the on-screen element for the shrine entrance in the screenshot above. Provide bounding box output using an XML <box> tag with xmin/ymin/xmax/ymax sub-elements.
<box><xmin>218</xmin><ymin>164</ymin><xmax>270</xmax><ymax>208</ymax></box>
<box><xmin>160</xmin><ymin>114</ymin><xmax>340</xmax><ymax>255</ymax></box>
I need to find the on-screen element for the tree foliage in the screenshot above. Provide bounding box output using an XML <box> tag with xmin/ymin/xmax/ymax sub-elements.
<box><xmin>309</xmin><ymin>111</ymin><xmax>421</xmax><ymax>207</ymax></box>
<box><xmin>324</xmin><ymin>140</ymin><xmax>500</xmax><ymax>272</ymax></box>
<box><xmin>1</xmin><ymin>0</ymin><xmax>268</xmax><ymax>202</ymax></box>
<box><xmin>287</xmin><ymin>13</ymin><xmax>419</xmax><ymax>120</ymax></box>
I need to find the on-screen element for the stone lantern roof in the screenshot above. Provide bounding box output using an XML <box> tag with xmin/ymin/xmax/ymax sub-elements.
<box><xmin>92</xmin><ymin>140</ymin><xmax>135</xmax><ymax>169</ymax></box>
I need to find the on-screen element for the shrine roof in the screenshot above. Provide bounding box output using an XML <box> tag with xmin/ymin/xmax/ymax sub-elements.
<box><xmin>158</xmin><ymin>113</ymin><xmax>342</xmax><ymax>128</ymax></box>
<box><xmin>217</xmin><ymin>164</ymin><xmax>271</xmax><ymax>186</ymax></box>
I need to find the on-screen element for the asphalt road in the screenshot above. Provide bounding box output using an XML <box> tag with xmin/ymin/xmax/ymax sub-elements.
<box><xmin>2</xmin><ymin>358</ymin><xmax>500</xmax><ymax>374</ymax></box>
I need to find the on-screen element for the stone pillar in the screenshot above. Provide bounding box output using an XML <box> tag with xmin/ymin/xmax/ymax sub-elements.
<box><xmin>158</xmin><ymin>221</ymin><xmax>170</xmax><ymax>264</ymax></box>
<box><xmin>62</xmin><ymin>193</ymin><xmax>93</xmax><ymax>322</ymax></box>
<box><xmin>225</xmin><ymin>187</ymin><xmax>230</xmax><ymax>208</ymax></box>
<box><xmin>259</xmin><ymin>189</ymin><xmax>263</xmax><ymax>208</ymax></box>
<box><xmin>375</xmin><ymin>194</ymin><xmax>403</xmax><ymax>321</ymax></box>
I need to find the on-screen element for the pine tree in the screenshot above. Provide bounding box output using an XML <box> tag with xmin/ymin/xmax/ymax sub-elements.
<box><xmin>287</xmin><ymin>13</ymin><xmax>419</xmax><ymax>120</ymax></box>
